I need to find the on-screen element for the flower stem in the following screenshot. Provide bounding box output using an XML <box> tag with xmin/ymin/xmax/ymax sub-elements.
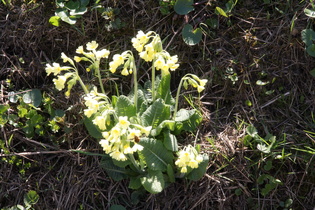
<box><xmin>173</xmin><ymin>77</ymin><xmax>186</xmax><ymax>121</ymax></box>
<box><xmin>151</xmin><ymin>58</ymin><xmax>156</xmax><ymax>102</ymax></box>
<box><xmin>132</xmin><ymin>58</ymin><xmax>138</xmax><ymax>111</ymax></box>
<box><xmin>95</xmin><ymin>60</ymin><xmax>105</xmax><ymax>94</ymax></box>
<box><xmin>128</xmin><ymin>154</ymin><xmax>142</xmax><ymax>173</ymax></box>
<box><xmin>74</xmin><ymin>68</ymin><xmax>89</xmax><ymax>94</ymax></box>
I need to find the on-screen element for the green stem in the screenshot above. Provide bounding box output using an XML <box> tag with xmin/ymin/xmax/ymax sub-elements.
<box><xmin>173</xmin><ymin>77</ymin><xmax>186</xmax><ymax>121</ymax></box>
<box><xmin>128</xmin><ymin>154</ymin><xmax>142</xmax><ymax>173</ymax></box>
<box><xmin>95</xmin><ymin>60</ymin><xmax>105</xmax><ymax>94</ymax></box>
<box><xmin>74</xmin><ymin>68</ymin><xmax>89</xmax><ymax>94</ymax></box>
<box><xmin>151</xmin><ymin>58</ymin><xmax>156</xmax><ymax>102</ymax></box>
<box><xmin>132</xmin><ymin>59</ymin><xmax>138</xmax><ymax>111</ymax></box>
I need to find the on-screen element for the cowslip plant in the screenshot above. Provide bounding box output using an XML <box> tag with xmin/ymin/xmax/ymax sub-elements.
<box><xmin>45</xmin><ymin>30</ymin><xmax>209</xmax><ymax>194</ymax></box>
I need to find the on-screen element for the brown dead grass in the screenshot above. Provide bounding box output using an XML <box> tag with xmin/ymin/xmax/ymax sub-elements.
<box><xmin>1</xmin><ymin>0</ymin><xmax>315</xmax><ymax>209</ymax></box>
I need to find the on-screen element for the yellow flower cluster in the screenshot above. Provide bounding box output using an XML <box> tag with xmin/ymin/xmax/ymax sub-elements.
<box><xmin>109</xmin><ymin>51</ymin><xmax>134</xmax><ymax>76</ymax></box>
<box><xmin>83</xmin><ymin>87</ymin><xmax>110</xmax><ymax>118</ymax></box>
<box><xmin>175</xmin><ymin>146</ymin><xmax>204</xmax><ymax>173</ymax></box>
<box><xmin>183</xmin><ymin>74</ymin><xmax>208</xmax><ymax>93</ymax></box>
<box><xmin>75</xmin><ymin>41</ymin><xmax>110</xmax><ymax>62</ymax></box>
<box><xmin>99</xmin><ymin>116</ymin><xmax>152</xmax><ymax>161</ymax></box>
<box><xmin>131</xmin><ymin>30</ymin><xmax>180</xmax><ymax>73</ymax></box>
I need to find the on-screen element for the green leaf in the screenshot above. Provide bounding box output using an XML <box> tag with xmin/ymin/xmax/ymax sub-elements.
<box><xmin>310</xmin><ymin>68</ymin><xmax>315</xmax><ymax>77</ymax></box>
<box><xmin>22</xmin><ymin>89</ymin><xmax>42</xmax><ymax>107</ymax></box>
<box><xmin>0</xmin><ymin>104</ymin><xmax>9</xmax><ymax>115</ymax></box>
<box><xmin>156</xmin><ymin>73</ymin><xmax>173</xmax><ymax>105</ymax></box>
<box><xmin>49</xmin><ymin>16</ymin><xmax>61</xmax><ymax>26</ymax></box>
<box><xmin>215</xmin><ymin>7</ymin><xmax>228</xmax><ymax>17</ymax></box>
<box><xmin>129</xmin><ymin>176</ymin><xmax>142</xmax><ymax>190</ymax></box>
<box><xmin>174</xmin><ymin>0</ymin><xmax>194</xmax><ymax>15</ymax></box>
<box><xmin>182</xmin><ymin>24</ymin><xmax>203</xmax><ymax>46</ymax></box>
<box><xmin>150</xmin><ymin>120</ymin><xmax>175</xmax><ymax>136</ymax></box>
<box><xmin>301</xmin><ymin>29</ymin><xmax>315</xmax><ymax>46</ymax></box>
<box><xmin>55</xmin><ymin>8</ymin><xmax>77</xmax><ymax>25</ymax></box>
<box><xmin>141</xmin><ymin>99</ymin><xmax>171</xmax><ymax>128</ymax></box>
<box><xmin>139</xmin><ymin>138</ymin><xmax>174</xmax><ymax>171</ymax></box>
<box><xmin>187</xmin><ymin>154</ymin><xmax>209</xmax><ymax>181</ymax></box>
<box><xmin>306</xmin><ymin>44</ymin><xmax>315</xmax><ymax>57</ymax></box>
<box><xmin>83</xmin><ymin>116</ymin><xmax>103</xmax><ymax>139</ymax></box>
<box><xmin>246</xmin><ymin>125</ymin><xmax>258</xmax><ymax>137</ymax></box>
<box><xmin>8</xmin><ymin>92</ymin><xmax>19</xmax><ymax>103</ymax></box>
<box><xmin>24</xmin><ymin>190</ymin><xmax>39</xmax><ymax>206</ymax></box>
<box><xmin>140</xmin><ymin>170</ymin><xmax>165</xmax><ymax>194</ymax></box>
<box><xmin>304</xmin><ymin>8</ymin><xmax>315</xmax><ymax>18</ymax></box>
<box><xmin>100</xmin><ymin>157</ymin><xmax>128</xmax><ymax>181</ymax></box>
<box><xmin>115</xmin><ymin>95</ymin><xmax>136</xmax><ymax>118</ymax></box>
<box><xmin>174</xmin><ymin>109</ymin><xmax>202</xmax><ymax>133</ymax></box>
<box><xmin>65</xmin><ymin>0</ymin><xmax>80</xmax><ymax>10</ymax></box>
<box><xmin>163</xmin><ymin>130</ymin><xmax>178</xmax><ymax>151</ymax></box>
<box><xmin>167</xmin><ymin>164</ymin><xmax>175</xmax><ymax>183</ymax></box>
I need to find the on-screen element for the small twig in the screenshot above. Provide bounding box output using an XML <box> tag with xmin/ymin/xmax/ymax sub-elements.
<box><xmin>0</xmin><ymin>150</ymin><xmax>70</xmax><ymax>157</ymax></box>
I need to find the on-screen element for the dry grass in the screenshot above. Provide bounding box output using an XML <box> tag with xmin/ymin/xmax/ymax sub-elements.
<box><xmin>1</xmin><ymin>0</ymin><xmax>315</xmax><ymax>209</ymax></box>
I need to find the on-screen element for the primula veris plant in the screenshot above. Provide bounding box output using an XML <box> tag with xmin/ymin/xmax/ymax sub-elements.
<box><xmin>45</xmin><ymin>30</ymin><xmax>208</xmax><ymax>194</ymax></box>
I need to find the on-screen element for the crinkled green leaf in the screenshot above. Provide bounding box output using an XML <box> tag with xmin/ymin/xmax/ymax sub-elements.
<box><xmin>163</xmin><ymin>129</ymin><xmax>178</xmax><ymax>152</ymax></box>
<box><xmin>139</xmin><ymin>138</ymin><xmax>174</xmax><ymax>171</ymax></box>
<box><xmin>167</xmin><ymin>164</ymin><xmax>175</xmax><ymax>183</ymax></box>
<box><xmin>187</xmin><ymin>154</ymin><xmax>209</xmax><ymax>181</ymax></box>
<box><xmin>100</xmin><ymin>157</ymin><xmax>128</xmax><ymax>181</ymax></box>
<box><xmin>174</xmin><ymin>109</ymin><xmax>202</xmax><ymax>133</ymax></box>
<box><xmin>115</xmin><ymin>95</ymin><xmax>136</xmax><ymax>118</ymax></box>
<box><xmin>129</xmin><ymin>176</ymin><xmax>142</xmax><ymax>190</ymax></box>
<box><xmin>140</xmin><ymin>170</ymin><xmax>165</xmax><ymax>194</ymax></box>
<box><xmin>150</xmin><ymin>120</ymin><xmax>175</xmax><ymax>137</ymax></box>
<box><xmin>141</xmin><ymin>99</ymin><xmax>171</xmax><ymax>128</ymax></box>
<box><xmin>83</xmin><ymin>116</ymin><xmax>103</xmax><ymax>139</ymax></box>
<box><xmin>156</xmin><ymin>73</ymin><xmax>173</xmax><ymax>105</ymax></box>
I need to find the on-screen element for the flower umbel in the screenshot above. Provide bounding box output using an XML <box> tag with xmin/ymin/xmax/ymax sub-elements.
<box><xmin>175</xmin><ymin>146</ymin><xmax>204</xmax><ymax>173</ymax></box>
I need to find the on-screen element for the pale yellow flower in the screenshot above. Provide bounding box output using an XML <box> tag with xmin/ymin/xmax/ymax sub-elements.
<box><xmin>154</xmin><ymin>57</ymin><xmax>165</xmax><ymax>70</ymax></box>
<box><xmin>139</xmin><ymin>43</ymin><xmax>155</xmax><ymax>62</ymax></box>
<box><xmin>93</xmin><ymin>116</ymin><xmax>106</xmax><ymax>130</ymax></box>
<box><xmin>74</xmin><ymin>56</ymin><xmax>82</xmax><ymax>62</ymax></box>
<box><xmin>121</xmin><ymin>68</ymin><xmax>129</xmax><ymax>76</ymax></box>
<box><xmin>180</xmin><ymin>166</ymin><xmax>187</xmax><ymax>173</ymax></box>
<box><xmin>197</xmin><ymin>85</ymin><xmax>205</xmax><ymax>93</ymax></box>
<box><xmin>141</xmin><ymin>126</ymin><xmax>152</xmax><ymax>136</ymax></box>
<box><xmin>199</xmin><ymin>79</ymin><xmax>208</xmax><ymax>87</ymax></box>
<box><xmin>111</xmin><ymin>127</ymin><xmax>121</xmax><ymax>138</ymax></box>
<box><xmin>110</xmin><ymin>151</ymin><xmax>127</xmax><ymax>161</ymax></box>
<box><xmin>76</xmin><ymin>46</ymin><xmax>84</xmax><ymax>54</ymax></box>
<box><xmin>132</xmin><ymin>143</ymin><xmax>143</xmax><ymax>152</ymax></box>
<box><xmin>45</xmin><ymin>63</ymin><xmax>62</xmax><ymax>76</ymax></box>
<box><xmin>95</xmin><ymin>49</ymin><xmax>110</xmax><ymax>60</ymax></box>
<box><xmin>118</xmin><ymin>116</ymin><xmax>130</xmax><ymax>129</ymax></box>
<box><xmin>53</xmin><ymin>75</ymin><xmax>67</xmax><ymax>90</ymax></box>
<box><xmin>127</xmin><ymin>128</ymin><xmax>141</xmax><ymax>140</ymax></box>
<box><xmin>99</xmin><ymin>139</ymin><xmax>111</xmax><ymax>153</ymax></box>
<box><xmin>123</xmin><ymin>144</ymin><xmax>133</xmax><ymax>154</ymax></box>
<box><xmin>102</xmin><ymin>132</ymin><xmax>110</xmax><ymax>139</ymax></box>
<box><xmin>86</xmin><ymin>41</ymin><xmax>98</xmax><ymax>51</ymax></box>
